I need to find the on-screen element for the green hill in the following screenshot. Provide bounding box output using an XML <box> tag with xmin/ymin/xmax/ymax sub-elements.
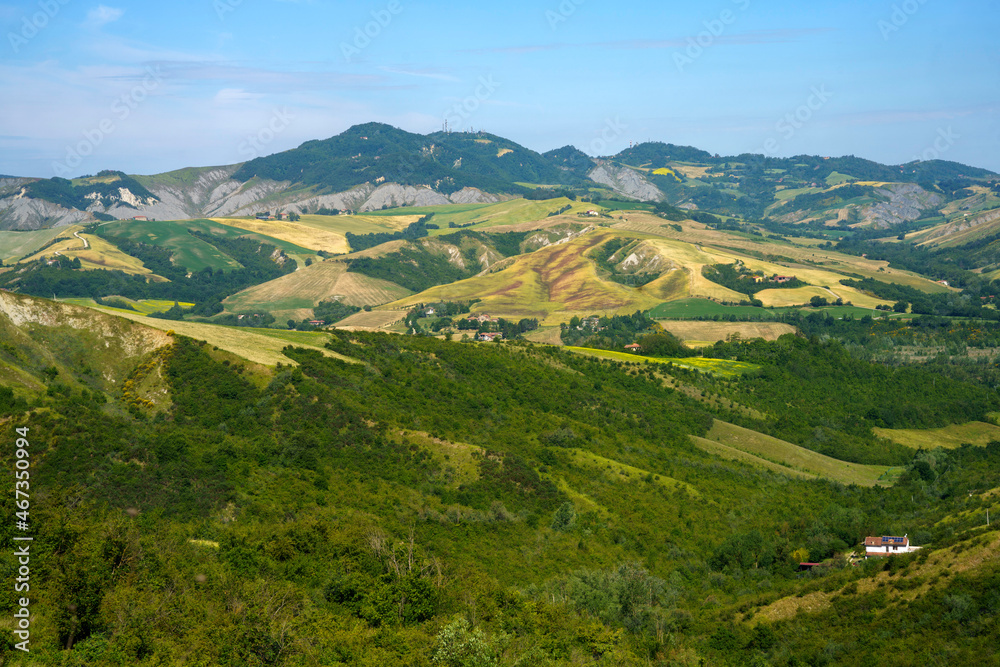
<box><xmin>232</xmin><ymin>122</ymin><xmax>583</xmax><ymax>195</ymax></box>
<box><xmin>2</xmin><ymin>291</ymin><xmax>1000</xmax><ymax>664</ymax></box>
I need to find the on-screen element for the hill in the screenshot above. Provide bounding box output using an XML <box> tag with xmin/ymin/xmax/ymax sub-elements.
<box><xmin>2</xmin><ymin>291</ymin><xmax>1000</xmax><ymax>664</ymax></box>
<box><xmin>233</xmin><ymin>122</ymin><xmax>581</xmax><ymax>197</ymax></box>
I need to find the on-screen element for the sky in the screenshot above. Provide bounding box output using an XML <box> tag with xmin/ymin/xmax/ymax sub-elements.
<box><xmin>1</xmin><ymin>0</ymin><xmax>998</xmax><ymax>179</ymax></box>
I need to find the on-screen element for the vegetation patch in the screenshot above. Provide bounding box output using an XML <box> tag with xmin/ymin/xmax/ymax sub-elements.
<box><xmin>874</xmin><ymin>421</ymin><xmax>1000</xmax><ymax>450</ymax></box>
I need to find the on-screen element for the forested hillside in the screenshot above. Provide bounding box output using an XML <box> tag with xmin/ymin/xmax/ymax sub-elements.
<box><xmin>1</xmin><ymin>293</ymin><xmax>998</xmax><ymax>665</ymax></box>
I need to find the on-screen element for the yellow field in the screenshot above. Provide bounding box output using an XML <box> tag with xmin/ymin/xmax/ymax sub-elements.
<box><xmin>427</xmin><ymin>197</ymin><xmax>601</xmax><ymax>234</ymax></box>
<box><xmin>96</xmin><ymin>308</ymin><xmax>353</xmax><ymax>366</ymax></box>
<box><xmin>671</xmin><ymin>164</ymin><xmax>711</xmax><ymax>179</ymax></box>
<box><xmin>755</xmin><ymin>286</ymin><xmax>840</xmax><ymax>307</ymax></box>
<box><xmin>223</xmin><ymin>261</ymin><xmax>412</xmax><ymax>320</ymax></box>
<box><xmin>23</xmin><ymin>233</ymin><xmax>155</xmax><ymax>276</ymax></box>
<box><xmin>210</xmin><ymin>218</ymin><xmax>348</xmax><ymax>254</ymax></box>
<box><xmin>523</xmin><ymin>327</ymin><xmax>564</xmax><ymax>345</ymax></box>
<box><xmin>334</xmin><ymin>309</ymin><xmax>410</xmax><ymax>330</ymax></box>
<box><xmin>614</xmin><ymin>212</ymin><xmax>947</xmax><ymax>294</ymax></box>
<box><xmin>211</xmin><ymin>214</ymin><xmax>419</xmax><ymax>255</ymax></box>
<box><xmin>660</xmin><ymin>321</ymin><xmax>797</xmax><ymax>344</ymax></box>
<box><xmin>700</xmin><ymin>420</ymin><xmax>893</xmax><ymax>486</ymax></box>
<box><xmin>60</xmin><ymin>298</ymin><xmax>196</xmax><ymax>315</ymax></box>
<box><xmin>873</xmin><ymin>421</ymin><xmax>1000</xmax><ymax>450</ymax></box>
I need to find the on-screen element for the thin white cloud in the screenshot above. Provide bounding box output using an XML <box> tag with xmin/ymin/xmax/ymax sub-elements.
<box><xmin>213</xmin><ymin>88</ymin><xmax>263</xmax><ymax>105</ymax></box>
<box><xmin>464</xmin><ymin>28</ymin><xmax>835</xmax><ymax>55</ymax></box>
<box><xmin>379</xmin><ymin>66</ymin><xmax>461</xmax><ymax>83</ymax></box>
<box><xmin>84</xmin><ymin>5</ymin><xmax>124</xmax><ymax>28</ymax></box>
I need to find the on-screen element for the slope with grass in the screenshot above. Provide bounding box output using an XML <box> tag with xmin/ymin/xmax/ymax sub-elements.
<box><xmin>0</xmin><ymin>226</ymin><xmax>78</xmax><ymax>263</ymax></box>
<box><xmin>699</xmin><ymin>420</ymin><xmax>894</xmax><ymax>486</ymax></box>
<box><xmin>874</xmin><ymin>421</ymin><xmax>1000</xmax><ymax>450</ymax></box>
<box><xmin>222</xmin><ymin>260</ymin><xmax>412</xmax><ymax>320</ymax></box>
<box><xmin>660</xmin><ymin>321</ymin><xmax>798</xmax><ymax>346</ymax></box>
<box><xmin>98</xmin><ymin>218</ymin><xmax>317</xmax><ymax>271</ymax></box>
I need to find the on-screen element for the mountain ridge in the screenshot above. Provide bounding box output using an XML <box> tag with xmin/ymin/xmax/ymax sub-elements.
<box><xmin>1</xmin><ymin>122</ymin><xmax>996</xmax><ymax>231</ymax></box>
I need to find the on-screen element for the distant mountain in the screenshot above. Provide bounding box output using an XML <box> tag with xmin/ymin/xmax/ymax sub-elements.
<box><xmin>1</xmin><ymin>123</ymin><xmax>996</xmax><ymax>230</ymax></box>
<box><xmin>233</xmin><ymin>122</ymin><xmax>582</xmax><ymax>195</ymax></box>
<box><xmin>542</xmin><ymin>145</ymin><xmax>598</xmax><ymax>179</ymax></box>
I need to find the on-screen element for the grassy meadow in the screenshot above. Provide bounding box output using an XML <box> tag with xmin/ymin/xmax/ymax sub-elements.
<box><xmin>874</xmin><ymin>421</ymin><xmax>1000</xmax><ymax>450</ymax></box>
<box><xmin>700</xmin><ymin>420</ymin><xmax>896</xmax><ymax>487</ymax></box>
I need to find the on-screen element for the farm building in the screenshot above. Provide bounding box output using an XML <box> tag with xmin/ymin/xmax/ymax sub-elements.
<box><xmin>625</xmin><ymin>344</ymin><xmax>642</xmax><ymax>352</ymax></box>
<box><xmin>773</xmin><ymin>275</ymin><xmax>794</xmax><ymax>284</ymax></box>
<box><xmin>864</xmin><ymin>535</ymin><xmax>921</xmax><ymax>557</ymax></box>
<box><xmin>478</xmin><ymin>332</ymin><xmax>503</xmax><ymax>342</ymax></box>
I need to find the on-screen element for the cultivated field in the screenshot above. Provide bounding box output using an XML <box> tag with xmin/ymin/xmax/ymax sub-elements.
<box><xmin>24</xmin><ymin>233</ymin><xmax>155</xmax><ymax>276</ymax></box>
<box><xmin>423</xmin><ymin>198</ymin><xmax>604</xmax><ymax>233</ymax></box>
<box><xmin>223</xmin><ymin>261</ymin><xmax>412</xmax><ymax>320</ymax></box>
<box><xmin>210</xmin><ymin>217</ymin><xmax>350</xmax><ymax>254</ymax></box>
<box><xmin>563</xmin><ymin>346</ymin><xmax>760</xmax><ymax>377</ymax></box>
<box><xmin>61</xmin><ymin>298</ymin><xmax>195</xmax><ymax>315</ymax></box>
<box><xmin>99</xmin><ymin>219</ymin><xmax>244</xmax><ymax>272</ymax></box>
<box><xmin>873</xmin><ymin>421</ymin><xmax>1000</xmax><ymax>450</ymax></box>
<box><xmin>700</xmin><ymin>420</ymin><xmax>893</xmax><ymax>486</ymax></box>
<box><xmin>615</xmin><ymin>211</ymin><xmax>948</xmax><ymax>294</ymax></box>
<box><xmin>334</xmin><ymin>309</ymin><xmax>409</xmax><ymax>330</ymax></box>
<box><xmin>661</xmin><ymin>321</ymin><xmax>797</xmax><ymax>345</ymax></box>
<box><xmin>0</xmin><ymin>227</ymin><xmax>77</xmax><ymax>263</ymax></box>
<box><xmin>523</xmin><ymin>327</ymin><xmax>564</xmax><ymax>345</ymax></box>
<box><xmin>99</xmin><ymin>218</ymin><xmax>317</xmax><ymax>271</ymax></box>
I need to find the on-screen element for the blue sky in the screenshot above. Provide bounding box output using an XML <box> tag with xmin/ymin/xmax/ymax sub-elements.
<box><xmin>1</xmin><ymin>0</ymin><xmax>997</xmax><ymax>178</ymax></box>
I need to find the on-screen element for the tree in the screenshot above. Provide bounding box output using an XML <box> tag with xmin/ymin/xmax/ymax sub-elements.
<box><xmin>809</xmin><ymin>296</ymin><xmax>829</xmax><ymax>308</ymax></box>
<box><xmin>893</xmin><ymin>300</ymin><xmax>909</xmax><ymax>313</ymax></box>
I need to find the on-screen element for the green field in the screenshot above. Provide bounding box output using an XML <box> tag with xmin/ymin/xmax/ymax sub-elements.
<box><xmin>0</xmin><ymin>227</ymin><xmax>77</xmax><ymax>263</ymax></box>
<box><xmin>873</xmin><ymin>421</ymin><xmax>1000</xmax><ymax>450</ymax></box>
<box><xmin>422</xmin><ymin>198</ymin><xmax>604</xmax><ymax>233</ymax></box>
<box><xmin>60</xmin><ymin>297</ymin><xmax>196</xmax><ymax>315</ymax></box>
<box><xmin>649</xmin><ymin>298</ymin><xmax>896</xmax><ymax>321</ymax></box>
<box><xmin>364</xmin><ymin>203</ymin><xmax>493</xmax><ymax>218</ymax></box>
<box><xmin>595</xmin><ymin>200</ymin><xmax>655</xmax><ymax>211</ymax></box>
<box><xmin>698</xmin><ymin>420</ymin><xmax>896</xmax><ymax>487</ymax></box>
<box><xmin>563</xmin><ymin>346</ymin><xmax>759</xmax><ymax>377</ymax></box>
<box><xmin>99</xmin><ymin>219</ymin><xmax>315</xmax><ymax>271</ymax></box>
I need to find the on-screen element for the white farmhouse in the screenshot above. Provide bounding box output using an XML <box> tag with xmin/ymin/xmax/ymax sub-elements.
<box><xmin>864</xmin><ymin>535</ymin><xmax>921</xmax><ymax>557</ymax></box>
